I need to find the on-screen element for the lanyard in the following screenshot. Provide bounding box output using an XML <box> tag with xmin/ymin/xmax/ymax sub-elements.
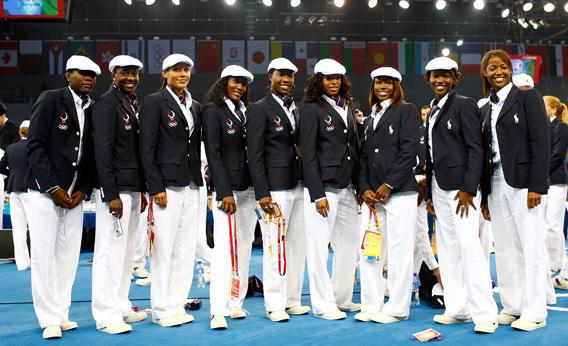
<box><xmin>228</xmin><ymin>213</ymin><xmax>239</xmax><ymax>278</ymax></box>
<box><xmin>147</xmin><ymin>197</ymin><xmax>155</xmax><ymax>256</ymax></box>
<box><xmin>257</xmin><ymin>203</ymin><xmax>287</xmax><ymax>277</ymax></box>
<box><xmin>367</xmin><ymin>205</ymin><xmax>380</xmax><ymax>231</ymax></box>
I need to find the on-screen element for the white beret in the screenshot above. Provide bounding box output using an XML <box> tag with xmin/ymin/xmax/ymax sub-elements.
<box><xmin>313</xmin><ymin>58</ymin><xmax>346</xmax><ymax>75</ymax></box>
<box><xmin>221</xmin><ymin>65</ymin><xmax>254</xmax><ymax>84</ymax></box>
<box><xmin>66</xmin><ymin>55</ymin><xmax>101</xmax><ymax>75</ymax></box>
<box><xmin>109</xmin><ymin>55</ymin><xmax>143</xmax><ymax>73</ymax></box>
<box><xmin>425</xmin><ymin>57</ymin><xmax>459</xmax><ymax>72</ymax></box>
<box><xmin>19</xmin><ymin>120</ymin><xmax>30</xmax><ymax>129</ymax></box>
<box><xmin>370</xmin><ymin>67</ymin><xmax>402</xmax><ymax>81</ymax></box>
<box><xmin>512</xmin><ymin>73</ymin><xmax>534</xmax><ymax>88</ymax></box>
<box><xmin>162</xmin><ymin>53</ymin><xmax>193</xmax><ymax>71</ymax></box>
<box><xmin>267</xmin><ymin>58</ymin><xmax>298</xmax><ymax>73</ymax></box>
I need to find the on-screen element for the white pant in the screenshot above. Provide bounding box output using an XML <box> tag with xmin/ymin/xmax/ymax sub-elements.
<box><xmin>488</xmin><ymin>168</ymin><xmax>548</xmax><ymax>322</ymax></box>
<box><xmin>92</xmin><ymin>191</ymin><xmax>141</xmax><ymax>329</ymax></box>
<box><xmin>478</xmin><ymin>214</ymin><xmax>493</xmax><ymax>269</ymax></box>
<box><xmin>414</xmin><ymin>201</ymin><xmax>438</xmax><ymax>273</ymax></box>
<box><xmin>432</xmin><ymin>177</ymin><xmax>497</xmax><ymax>324</ymax></box>
<box><xmin>262</xmin><ymin>185</ymin><xmax>306</xmax><ymax>312</ymax></box>
<box><xmin>133</xmin><ymin>197</ymin><xmax>148</xmax><ymax>269</ymax></box>
<box><xmin>27</xmin><ymin>189</ymin><xmax>84</xmax><ymax>328</ymax></box>
<box><xmin>150</xmin><ymin>186</ymin><xmax>199</xmax><ymax>320</ymax></box>
<box><xmin>303</xmin><ymin>187</ymin><xmax>360</xmax><ymax>315</ymax></box>
<box><xmin>545</xmin><ymin>184</ymin><xmax>568</xmax><ymax>271</ymax></box>
<box><xmin>210</xmin><ymin>188</ymin><xmax>256</xmax><ymax>316</ymax></box>
<box><xmin>9</xmin><ymin>192</ymin><xmax>30</xmax><ymax>270</ymax></box>
<box><xmin>360</xmin><ymin>193</ymin><xmax>417</xmax><ymax>317</ymax></box>
<box><xmin>197</xmin><ymin>185</ymin><xmax>212</xmax><ymax>272</ymax></box>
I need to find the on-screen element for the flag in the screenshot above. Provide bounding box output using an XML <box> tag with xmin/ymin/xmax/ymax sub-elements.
<box><xmin>526</xmin><ymin>45</ymin><xmax>549</xmax><ymax>76</ymax></box>
<box><xmin>69</xmin><ymin>40</ymin><xmax>95</xmax><ymax>59</ymax></box>
<box><xmin>554</xmin><ymin>45</ymin><xmax>564</xmax><ymax>77</ymax></box>
<box><xmin>0</xmin><ymin>41</ymin><xmax>18</xmax><ymax>74</ymax></box>
<box><xmin>247</xmin><ymin>40</ymin><xmax>269</xmax><ymax>74</ymax></box>
<box><xmin>343</xmin><ymin>41</ymin><xmax>366</xmax><ymax>75</ymax></box>
<box><xmin>319</xmin><ymin>42</ymin><xmax>343</xmax><ymax>62</ymax></box>
<box><xmin>196</xmin><ymin>40</ymin><xmax>221</xmax><ymax>73</ymax></box>
<box><xmin>294</xmin><ymin>41</ymin><xmax>317</xmax><ymax>74</ymax></box>
<box><xmin>44</xmin><ymin>40</ymin><xmax>67</xmax><ymax>75</ymax></box>
<box><xmin>306</xmin><ymin>42</ymin><xmax>318</xmax><ymax>75</ymax></box>
<box><xmin>147</xmin><ymin>40</ymin><xmax>171</xmax><ymax>74</ymax></box>
<box><xmin>368</xmin><ymin>42</ymin><xmax>392</xmax><ymax>70</ymax></box>
<box><xmin>95</xmin><ymin>40</ymin><xmax>120</xmax><ymax>74</ymax></box>
<box><xmin>414</xmin><ymin>42</ymin><xmax>433</xmax><ymax>74</ymax></box>
<box><xmin>172</xmin><ymin>39</ymin><xmax>196</xmax><ymax>62</ymax></box>
<box><xmin>459</xmin><ymin>43</ymin><xmax>482</xmax><ymax>75</ymax></box>
<box><xmin>482</xmin><ymin>43</ymin><xmax>520</xmax><ymax>55</ymax></box>
<box><xmin>19</xmin><ymin>40</ymin><xmax>42</xmax><ymax>74</ymax></box>
<box><xmin>122</xmin><ymin>40</ymin><xmax>145</xmax><ymax>70</ymax></box>
<box><xmin>397</xmin><ymin>42</ymin><xmax>414</xmax><ymax>75</ymax></box>
<box><xmin>222</xmin><ymin>40</ymin><xmax>245</xmax><ymax>68</ymax></box>
<box><xmin>270</xmin><ymin>41</ymin><xmax>295</xmax><ymax>60</ymax></box>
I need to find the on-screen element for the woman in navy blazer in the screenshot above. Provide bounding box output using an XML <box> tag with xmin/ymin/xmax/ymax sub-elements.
<box><xmin>479</xmin><ymin>49</ymin><xmax>550</xmax><ymax>332</ymax></box>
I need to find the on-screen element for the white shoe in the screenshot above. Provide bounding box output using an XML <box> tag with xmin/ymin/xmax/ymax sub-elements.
<box><xmin>498</xmin><ymin>313</ymin><xmax>519</xmax><ymax>325</ymax></box>
<box><xmin>354</xmin><ymin>311</ymin><xmax>375</xmax><ymax>322</ymax></box>
<box><xmin>371</xmin><ymin>312</ymin><xmax>408</xmax><ymax>324</ymax></box>
<box><xmin>177</xmin><ymin>313</ymin><xmax>195</xmax><ymax>324</ymax></box>
<box><xmin>316</xmin><ymin>310</ymin><xmax>346</xmax><ymax>320</ymax></box>
<box><xmin>285</xmin><ymin>306</ymin><xmax>311</xmax><ymax>315</ymax></box>
<box><xmin>135</xmin><ymin>277</ymin><xmax>151</xmax><ymax>286</ymax></box>
<box><xmin>339</xmin><ymin>303</ymin><xmax>361</xmax><ymax>312</ymax></box>
<box><xmin>553</xmin><ymin>276</ymin><xmax>568</xmax><ymax>290</ymax></box>
<box><xmin>133</xmin><ymin>267</ymin><xmax>151</xmax><ymax>278</ymax></box>
<box><xmin>210</xmin><ymin>315</ymin><xmax>228</xmax><ymax>330</ymax></box>
<box><xmin>152</xmin><ymin>316</ymin><xmax>182</xmax><ymax>327</ymax></box>
<box><xmin>60</xmin><ymin>320</ymin><xmax>78</xmax><ymax>331</ymax></box>
<box><xmin>100</xmin><ymin>323</ymin><xmax>132</xmax><ymax>334</ymax></box>
<box><xmin>42</xmin><ymin>325</ymin><xmax>62</xmax><ymax>339</ymax></box>
<box><xmin>511</xmin><ymin>319</ymin><xmax>546</xmax><ymax>331</ymax></box>
<box><xmin>124</xmin><ymin>310</ymin><xmax>147</xmax><ymax>323</ymax></box>
<box><xmin>433</xmin><ymin>314</ymin><xmax>472</xmax><ymax>325</ymax></box>
<box><xmin>474</xmin><ymin>322</ymin><xmax>498</xmax><ymax>334</ymax></box>
<box><xmin>266</xmin><ymin>310</ymin><xmax>290</xmax><ymax>322</ymax></box>
<box><xmin>229</xmin><ymin>308</ymin><xmax>247</xmax><ymax>319</ymax></box>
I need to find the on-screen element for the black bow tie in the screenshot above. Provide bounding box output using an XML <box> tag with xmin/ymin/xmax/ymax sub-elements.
<box><xmin>280</xmin><ymin>94</ymin><xmax>293</xmax><ymax>109</ymax></box>
<box><xmin>332</xmin><ymin>96</ymin><xmax>346</xmax><ymax>108</ymax></box>
<box><xmin>489</xmin><ymin>89</ymin><xmax>499</xmax><ymax>104</ymax></box>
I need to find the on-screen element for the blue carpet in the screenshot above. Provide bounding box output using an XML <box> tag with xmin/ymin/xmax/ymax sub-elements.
<box><xmin>1</xmin><ymin>247</ymin><xmax>567</xmax><ymax>345</ymax></box>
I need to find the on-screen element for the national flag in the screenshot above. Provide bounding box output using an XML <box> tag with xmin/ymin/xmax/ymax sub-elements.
<box><xmin>122</xmin><ymin>40</ymin><xmax>145</xmax><ymax>69</ymax></box>
<box><xmin>319</xmin><ymin>42</ymin><xmax>343</xmax><ymax>62</ymax></box>
<box><xmin>147</xmin><ymin>40</ymin><xmax>171</xmax><ymax>74</ymax></box>
<box><xmin>222</xmin><ymin>40</ymin><xmax>245</xmax><ymax>68</ymax></box>
<box><xmin>247</xmin><ymin>40</ymin><xmax>269</xmax><ymax>74</ymax></box>
<box><xmin>270</xmin><ymin>41</ymin><xmax>295</xmax><ymax>60</ymax></box>
<box><xmin>69</xmin><ymin>40</ymin><xmax>95</xmax><ymax>59</ymax></box>
<box><xmin>0</xmin><ymin>41</ymin><xmax>18</xmax><ymax>74</ymax></box>
<box><xmin>459</xmin><ymin>43</ymin><xmax>482</xmax><ymax>75</ymax></box>
<box><xmin>95</xmin><ymin>40</ymin><xmax>120</xmax><ymax>74</ymax></box>
<box><xmin>397</xmin><ymin>42</ymin><xmax>414</xmax><ymax>75</ymax></box>
<box><xmin>526</xmin><ymin>44</ymin><xmax>549</xmax><ymax>76</ymax></box>
<box><xmin>343</xmin><ymin>41</ymin><xmax>366</xmax><ymax>75</ymax></box>
<box><xmin>306</xmin><ymin>42</ymin><xmax>318</xmax><ymax>75</ymax></box>
<box><xmin>414</xmin><ymin>42</ymin><xmax>433</xmax><ymax>74</ymax></box>
<box><xmin>563</xmin><ymin>46</ymin><xmax>568</xmax><ymax>78</ymax></box>
<box><xmin>554</xmin><ymin>45</ymin><xmax>564</xmax><ymax>77</ymax></box>
<box><xmin>196</xmin><ymin>40</ymin><xmax>221</xmax><ymax>73</ymax></box>
<box><xmin>19</xmin><ymin>40</ymin><xmax>42</xmax><ymax>74</ymax></box>
<box><xmin>368</xmin><ymin>42</ymin><xmax>391</xmax><ymax>70</ymax></box>
<box><xmin>44</xmin><ymin>40</ymin><xmax>67</xmax><ymax>75</ymax></box>
<box><xmin>482</xmin><ymin>43</ymin><xmax>520</xmax><ymax>55</ymax></box>
<box><xmin>294</xmin><ymin>41</ymin><xmax>317</xmax><ymax>74</ymax></box>
<box><xmin>172</xmin><ymin>39</ymin><xmax>196</xmax><ymax>62</ymax></box>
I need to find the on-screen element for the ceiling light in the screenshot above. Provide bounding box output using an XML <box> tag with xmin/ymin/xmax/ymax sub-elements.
<box><xmin>456</xmin><ymin>39</ymin><xmax>464</xmax><ymax>46</ymax></box>
<box><xmin>522</xmin><ymin>1</ymin><xmax>533</xmax><ymax>11</ymax></box>
<box><xmin>124</xmin><ymin>0</ymin><xmax>132</xmax><ymax>4</ymax></box>
<box><xmin>529</xmin><ymin>19</ymin><xmax>539</xmax><ymax>29</ymax></box>
<box><xmin>145</xmin><ymin>0</ymin><xmax>156</xmax><ymax>5</ymax></box>
<box><xmin>435</xmin><ymin>0</ymin><xmax>446</xmax><ymax>10</ymax></box>
<box><xmin>473</xmin><ymin>0</ymin><xmax>485</xmax><ymax>10</ymax></box>
<box><xmin>399</xmin><ymin>0</ymin><xmax>410</xmax><ymax>9</ymax></box>
<box><xmin>544</xmin><ymin>2</ymin><xmax>555</xmax><ymax>11</ymax></box>
<box><xmin>262</xmin><ymin>0</ymin><xmax>272</xmax><ymax>5</ymax></box>
<box><xmin>225</xmin><ymin>0</ymin><xmax>236</xmax><ymax>5</ymax></box>
<box><xmin>522</xmin><ymin>21</ymin><xmax>529</xmax><ymax>29</ymax></box>
<box><xmin>442</xmin><ymin>48</ymin><xmax>450</xmax><ymax>56</ymax></box>
<box><xmin>290</xmin><ymin>0</ymin><xmax>301</xmax><ymax>7</ymax></box>
<box><xmin>172</xmin><ymin>0</ymin><xmax>180</xmax><ymax>5</ymax></box>
<box><xmin>565</xmin><ymin>2</ymin><xmax>568</xmax><ymax>12</ymax></box>
<box><xmin>368</xmin><ymin>0</ymin><xmax>378</xmax><ymax>8</ymax></box>
<box><xmin>501</xmin><ymin>8</ymin><xmax>510</xmax><ymax>17</ymax></box>
<box><xmin>333</xmin><ymin>0</ymin><xmax>345</xmax><ymax>7</ymax></box>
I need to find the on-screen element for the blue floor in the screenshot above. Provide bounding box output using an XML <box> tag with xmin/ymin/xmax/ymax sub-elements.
<box><xmin>1</xmin><ymin>247</ymin><xmax>567</xmax><ymax>345</ymax></box>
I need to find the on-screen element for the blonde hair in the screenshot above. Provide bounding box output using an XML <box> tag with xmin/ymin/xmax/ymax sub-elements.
<box><xmin>543</xmin><ymin>95</ymin><xmax>568</xmax><ymax>123</ymax></box>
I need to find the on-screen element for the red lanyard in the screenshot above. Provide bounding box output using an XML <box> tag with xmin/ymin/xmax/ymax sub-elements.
<box><xmin>367</xmin><ymin>205</ymin><xmax>380</xmax><ymax>231</ymax></box>
<box><xmin>147</xmin><ymin>197</ymin><xmax>155</xmax><ymax>255</ymax></box>
<box><xmin>228</xmin><ymin>213</ymin><xmax>239</xmax><ymax>277</ymax></box>
<box><xmin>277</xmin><ymin>216</ymin><xmax>286</xmax><ymax>276</ymax></box>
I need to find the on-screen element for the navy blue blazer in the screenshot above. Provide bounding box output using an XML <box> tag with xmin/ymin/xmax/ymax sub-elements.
<box><xmin>549</xmin><ymin>118</ymin><xmax>568</xmax><ymax>185</ymax></box>
<box><xmin>0</xmin><ymin>139</ymin><xmax>29</xmax><ymax>193</ymax></box>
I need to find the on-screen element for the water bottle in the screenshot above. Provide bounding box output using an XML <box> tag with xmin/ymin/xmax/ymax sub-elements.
<box><xmin>412</xmin><ymin>273</ymin><xmax>421</xmax><ymax>306</ymax></box>
<box><xmin>196</xmin><ymin>260</ymin><xmax>205</xmax><ymax>288</ymax></box>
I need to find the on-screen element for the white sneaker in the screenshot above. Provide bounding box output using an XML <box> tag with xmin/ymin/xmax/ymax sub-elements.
<box><xmin>371</xmin><ymin>312</ymin><xmax>408</xmax><ymax>324</ymax></box>
<box><xmin>498</xmin><ymin>313</ymin><xmax>519</xmax><ymax>325</ymax></box>
<box><xmin>266</xmin><ymin>310</ymin><xmax>290</xmax><ymax>322</ymax></box>
<box><xmin>177</xmin><ymin>313</ymin><xmax>195</xmax><ymax>324</ymax></box>
<box><xmin>133</xmin><ymin>267</ymin><xmax>151</xmax><ymax>278</ymax></box>
<box><xmin>354</xmin><ymin>311</ymin><xmax>375</xmax><ymax>322</ymax></box>
<box><xmin>339</xmin><ymin>303</ymin><xmax>361</xmax><ymax>312</ymax></box>
<box><xmin>285</xmin><ymin>306</ymin><xmax>311</xmax><ymax>315</ymax></box>
<box><xmin>42</xmin><ymin>325</ymin><xmax>62</xmax><ymax>339</ymax></box>
<box><xmin>511</xmin><ymin>319</ymin><xmax>546</xmax><ymax>331</ymax></box>
<box><xmin>152</xmin><ymin>316</ymin><xmax>182</xmax><ymax>327</ymax></box>
<box><xmin>433</xmin><ymin>314</ymin><xmax>472</xmax><ymax>325</ymax></box>
<box><xmin>124</xmin><ymin>310</ymin><xmax>147</xmax><ymax>323</ymax></box>
<box><xmin>229</xmin><ymin>308</ymin><xmax>247</xmax><ymax>319</ymax></box>
<box><xmin>553</xmin><ymin>276</ymin><xmax>568</xmax><ymax>290</ymax></box>
<box><xmin>100</xmin><ymin>323</ymin><xmax>132</xmax><ymax>334</ymax></box>
<box><xmin>316</xmin><ymin>310</ymin><xmax>347</xmax><ymax>320</ymax></box>
<box><xmin>474</xmin><ymin>322</ymin><xmax>498</xmax><ymax>333</ymax></box>
<box><xmin>60</xmin><ymin>320</ymin><xmax>78</xmax><ymax>331</ymax></box>
<box><xmin>135</xmin><ymin>277</ymin><xmax>151</xmax><ymax>286</ymax></box>
<box><xmin>210</xmin><ymin>315</ymin><xmax>228</xmax><ymax>330</ymax></box>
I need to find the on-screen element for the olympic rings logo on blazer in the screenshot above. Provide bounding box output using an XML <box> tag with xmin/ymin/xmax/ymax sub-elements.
<box><xmin>58</xmin><ymin>112</ymin><xmax>68</xmax><ymax>130</ymax></box>
<box><xmin>272</xmin><ymin>115</ymin><xmax>284</xmax><ymax>132</ymax></box>
<box><xmin>225</xmin><ymin>117</ymin><xmax>236</xmax><ymax>135</ymax></box>
<box><xmin>122</xmin><ymin>112</ymin><xmax>132</xmax><ymax>130</ymax></box>
<box><xmin>167</xmin><ymin>110</ymin><xmax>178</xmax><ymax>127</ymax></box>
<box><xmin>324</xmin><ymin>115</ymin><xmax>335</xmax><ymax>132</ymax></box>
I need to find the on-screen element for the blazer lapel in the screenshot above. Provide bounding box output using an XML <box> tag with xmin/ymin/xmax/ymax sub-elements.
<box><xmin>374</xmin><ymin>107</ymin><xmax>394</xmax><ymax>132</ymax></box>
<box><xmin>62</xmin><ymin>88</ymin><xmax>80</xmax><ymax>127</ymax></box>
<box><xmin>267</xmin><ymin>93</ymin><xmax>294</xmax><ymax>132</ymax></box>
<box><xmin>322</xmin><ymin>101</ymin><xmax>347</xmax><ymax>129</ymax></box>
<box><xmin>496</xmin><ymin>87</ymin><xmax>518</xmax><ymax>123</ymax></box>
<box><xmin>115</xmin><ymin>88</ymin><xmax>138</xmax><ymax>124</ymax></box>
<box><xmin>433</xmin><ymin>91</ymin><xmax>456</xmax><ymax>129</ymax></box>
<box><xmin>162</xmin><ymin>89</ymin><xmax>188</xmax><ymax>127</ymax></box>
<box><xmin>223</xmin><ymin>104</ymin><xmax>244</xmax><ymax>131</ymax></box>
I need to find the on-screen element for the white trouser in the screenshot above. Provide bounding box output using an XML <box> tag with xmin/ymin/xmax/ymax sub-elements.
<box><xmin>545</xmin><ymin>184</ymin><xmax>568</xmax><ymax>271</ymax></box>
<box><xmin>360</xmin><ymin>193</ymin><xmax>417</xmax><ymax>317</ymax></box>
<box><xmin>92</xmin><ymin>190</ymin><xmax>141</xmax><ymax>329</ymax></box>
<box><xmin>0</xmin><ymin>175</ymin><xmax>4</xmax><ymax>229</ymax></box>
<box><xmin>488</xmin><ymin>168</ymin><xmax>548</xmax><ymax>322</ymax></box>
<box><xmin>303</xmin><ymin>187</ymin><xmax>360</xmax><ymax>315</ymax></box>
<box><xmin>432</xmin><ymin>177</ymin><xmax>497</xmax><ymax>324</ymax></box>
<box><xmin>133</xmin><ymin>196</ymin><xmax>148</xmax><ymax>269</ymax></box>
<box><xmin>150</xmin><ymin>186</ymin><xmax>199</xmax><ymax>320</ymax></box>
<box><xmin>414</xmin><ymin>201</ymin><xmax>438</xmax><ymax>273</ymax></box>
<box><xmin>262</xmin><ymin>184</ymin><xmax>306</xmax><ymax>312</ymax></box>
<box><xmin>196</xmin><ymin>185</ymin><xmax>212</xmax><ymax>272</ymax></box>
<box><xmin>9</xmin><ymin>192</ymin><xmax>31</xmax><ymax>270</ymax></box>
<box><xmin>27</xmin><ymin>189</ymin><xmax>84</xmax><ymax>328</ymax></box>
<box><xmin>560</xmin><ymin>255</ymin><xmax>568</xmax><ymax>280</ymax></box>
<box><xmin>479</xmin><ymin>214</ymin><xmax>493</xmax><ymax>268</ymax></box>
<box><xmin>210</xmin><ymin>188</ymin><xmax>256</xmax><ymax>316</ymax></box>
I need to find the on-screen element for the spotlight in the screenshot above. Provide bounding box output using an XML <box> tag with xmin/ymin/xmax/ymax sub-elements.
<box><xmin>225</xmin><ymin>0</ymin><xmax>236</xmax><ymax>5</ymax></box>
<box><xmin>399</xmin><ymin>0</ymin><xmax>410</xmax><ymax>9</ymax></box>
<box><xmin>544</xmin><ymin>2</ymin><xmax>555</xmax><ymax>11</ymax></box>
<box><xmin>522</xmin><ymin>1</ymin><xmax>533</xmax><ymax>11</ymax></box>
<box><xmin>473</xmin><ymin>0</ymin><xmax>484</xmax><ymax>10</ymax></box>
<box><xmin>262</xmin><ymin>0</ymin><xmax>272</xmax><ymax>5</ymax></box>
<box><xmin>456</xmin><ymin>39</ymin><xmax>464</xmax><ymax>46</ymax></box>
<box><xmin>522</xmin><ymin>21</ymin><xmax>529</xmax><ymax>29</ymax></box>
<box><xmin>368</xmin><ymin>0</ymin><xmax>378</xmax><ymax>8</ymax></box>
<box><xmin>290</xmin><ymin>0</ymin><xmax>301</xmax><ymax>7</ymax></box>
<box><xmin>124</xmin><ymin>0</ymin><xmax>132</xmax><ymax>4</ymax></box>
<box><xmin>565</xmin><ymin>2</ymin><xmax>568</xmax><ymax>12</ymax></box>
<box><xmin>435</xmin><ymin>0</ymin><xmax>446</xmax><ymax>10</ymax></box>
<box><xmin>145</xmin><ymin>0</ymin><xmax>155</xmax><ymax>5</ymax></box>
<box><xmin>517</xmin><ymin>17</ymin><xmax>525</xmax><ymax>25</ymax></box>
<box><xmin>333</xmin><ymin>0</ymin><xmax>344</xmax><ymax>7</ymax></box>
<box><xmin>442</xmin><ymin>48</ymin><xmax>450</xmax><ymax>56</ymax></box>
<box><xmin>172</xmin><ymin>0</ymin><xmax>180</xmax><ymax>5</ymax></box>
<box><xmin>529</xmin><ymin>19</ymin><xmax>539</xmax><ymax>29</ymax></box>
<box><xmin>501</xmin><ymin>8</ymin><xmax>510</xmax><ymax>17</ymax></box>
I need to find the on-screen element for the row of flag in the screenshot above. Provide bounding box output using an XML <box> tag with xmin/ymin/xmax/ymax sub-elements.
<box><xmin>1</xmin><ymin>39</ymin><xmax>567</xmax><ymax>77</ymax></box>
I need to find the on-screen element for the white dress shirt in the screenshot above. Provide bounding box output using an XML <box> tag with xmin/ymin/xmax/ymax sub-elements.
<box><xmin>323</xmin><ymin>94</ymin><xmax>348</xmax><ymax>126</ymax></box>
<box><xmin>489</xmin><ymin>82</ymin><xmax>513</xmax><ymax>166</ymax></box>
<box><xmin>271</xmin><ymin>93</ymin><xmax>297</xmax><ymax>131</ymax></box>
<box><xmin>224</xmin><ymin>97</ymin><xmax>247</xmax><ymax>123</ymax></box>
<box><xmin>370</xmin><ymin>99</ymin><xmax>393</xmax><ymax>130</ymax></box>
<box><xmin>167</xmin><ymin>86</ymin><xmax>194</xmax><ymax>136</ymax></box>
<box><xmin>427</xmin><ymin>92</ymin><xmax>449</xmax><ymax>161</ymax></box>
